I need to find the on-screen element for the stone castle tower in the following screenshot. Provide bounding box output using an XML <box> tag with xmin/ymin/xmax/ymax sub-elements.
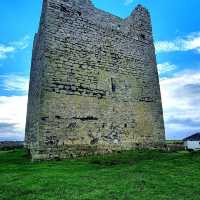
<box><xmin>25</xmin><ymin>0</ymin><xmax>165</xmax><ymax>160</ymax></box>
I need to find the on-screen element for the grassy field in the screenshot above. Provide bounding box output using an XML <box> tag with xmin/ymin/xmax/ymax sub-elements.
<box><xmin>165</xmin><ymin>140</ymin><xmax>184</xmax><ymax>144</ymax></box>
<box><xmin>0</xmin><ymin>149</ymin><xmax>200</xmax><ymax>200</ymax></box>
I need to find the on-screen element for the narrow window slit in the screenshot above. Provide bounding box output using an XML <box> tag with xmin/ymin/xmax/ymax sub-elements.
<box><xmin>111</xmin><ymin>78</ymin><xmax>116</xmax><ymax>92</ymax></box>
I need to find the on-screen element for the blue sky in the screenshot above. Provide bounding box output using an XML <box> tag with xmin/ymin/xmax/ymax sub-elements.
<box><xmin>0</xmin><ymin>0</ymin><xmax>200</xmax><ymax>141</ymax></box>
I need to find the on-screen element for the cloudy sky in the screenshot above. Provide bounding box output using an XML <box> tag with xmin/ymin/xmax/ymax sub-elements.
<box><xmin>0</xmin><ymin>0</ymin><xmax>200</xmax><ymax>141</ymax></box>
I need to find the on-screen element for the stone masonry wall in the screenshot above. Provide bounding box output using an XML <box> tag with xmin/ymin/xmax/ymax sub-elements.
<box><xmin>25</xmin><ymin>0</ymin><xmax>48</xmax><ymax>148</ymax></box>
<box><xmin>25</xmin><ymin>0</ymin><xmax>165</xmax><ymax>160</ymax></box>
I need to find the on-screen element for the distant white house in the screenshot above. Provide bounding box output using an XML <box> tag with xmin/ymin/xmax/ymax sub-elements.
<box><xmin>183</xmin><ymin>133</ymin><xmax>200</xmax><ymax>151</ymax></box>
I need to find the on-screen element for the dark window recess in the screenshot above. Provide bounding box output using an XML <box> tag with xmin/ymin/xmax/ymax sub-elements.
<box><xmin>50</xmin><ymin>141</ymin><xmax>54</xmax><ymax>145</ymax></box>
<box><xmin>73</xmin><ymin>116</ymin><xmax>98</xmax><ymax>121</ymax></box>
<box><xmin>140</xmin><ymin>34</ymin><xmax>145</xmax><ymax>39</ymax></box>
<box><xmin>77</xmin><ymin>11</ymin><xmax>82</xmax><ymax>16</ymax></box>
<box><xmin>55</xmin><ymin>115</ymin><xmax>61</xmax><ymax>120</ymax></box>
<box><xmin>139</xmin><ymin>97</ymin><xmax>153</xmax><ymax>102</ymax></box>
<box><xmin>124</xmin><ymin>124</ymin><xmax>127</xmax><ymax>128</ymax></box>
<box><xmin>60</xmin><ymin>5</ymin><xmax>67</xmax><ymax>12</ymax></box>
<box><xmin>111</xmin><ymin>78</ymin><xmax>116</xmax><ymax>92</ymax></box>
<box><xmin>41</xmin><ymin>117</ymin><xmax>48</xmax><ymax>122</ymax></box>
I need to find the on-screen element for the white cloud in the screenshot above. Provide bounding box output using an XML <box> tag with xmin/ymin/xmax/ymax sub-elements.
<box><xmin>160</xmin><ymin>69</ymin><xmax>200</xmax><ymax>139</ymax></box>
<box><xmin>157</xmin><ymin>62</ymin><xmax>177</xmax><ymax>75</ymax></box>
<box><xmin>0</xmin><ymin>74</ymin><xmax>29</xmax><ymax>94</ymax></box>
<box><xmin>11</xmin><ymin>35</ymin><xmax>30</xmax><ymax>50</ymax></box>
<box><xmin>124</xmin><ymin>0</ymin><xmax>133</xmax><ymax>5</ymax></box>
<box><xmin>0</xmin><ymin>35</ymin><xmax>30</xmax><ymax>60</ymax></box>
<box><xmin>0</xmin><ymin>74</ymin><xmax>29</xmax><ymax>140</ymax></box>
<box><xmin>0</xmin><ymin>95</ymin><xmax>28</xmax><ymax>141</ymax></box>
<box><xmin>155</xmin><ymin>32</ymin><xmax>200</xmax><ymax>54</ymax></box>
<box><xmin>0</xmin><ymin>45</ymin><xmax>15</xmax><ymax>59</ymax></box>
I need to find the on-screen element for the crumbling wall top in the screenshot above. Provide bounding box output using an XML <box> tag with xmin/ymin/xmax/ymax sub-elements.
<box><xmin>42</xmin><ymin>0</ymin><xmax>152</xmax><ymax>40</ymax></box>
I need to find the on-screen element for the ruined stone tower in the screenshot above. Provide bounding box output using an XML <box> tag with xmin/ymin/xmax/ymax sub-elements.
<box><xmin>25</xmin><ymin>0</ymin><xmax>165</xmax><ymax>160</ymax></box>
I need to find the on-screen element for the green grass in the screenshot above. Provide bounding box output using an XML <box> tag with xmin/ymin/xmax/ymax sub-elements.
<box><xmin>166</xmin><ymin>140</ymin><xmax>183</xmax><ymax>144</ymax></box>
<box><xmin>0</xmin><ymin>149</ymin><xmax>200</xmax><ymax>200</ymax></box>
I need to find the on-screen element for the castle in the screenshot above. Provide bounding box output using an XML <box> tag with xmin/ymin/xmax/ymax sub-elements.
<box><xmin>25</xmin><ymin>0</ymin><xmax>165</xmax><ymax>160</ymax></box>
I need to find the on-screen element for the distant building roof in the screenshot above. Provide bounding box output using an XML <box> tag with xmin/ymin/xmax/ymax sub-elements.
<box><xmin>183</xmin><ymin>133</ymin><xmax>200</xmax><ymax>141</ymax></box>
